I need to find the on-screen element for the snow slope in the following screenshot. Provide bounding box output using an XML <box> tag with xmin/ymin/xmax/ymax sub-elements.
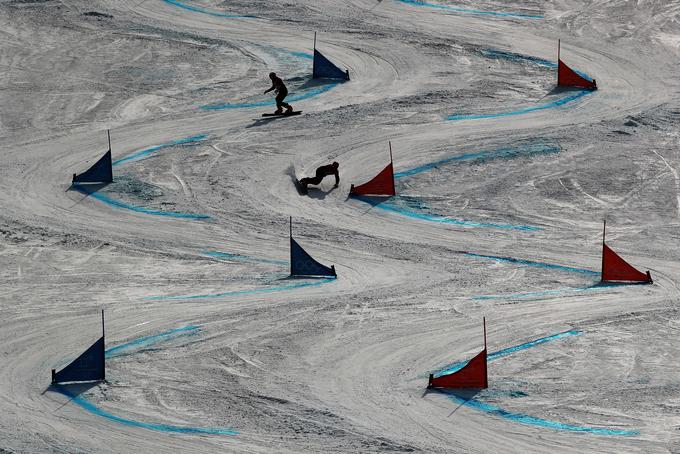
<box><xmin>1</xmin><ymin>0</ymin><xmax>679</xmax><ymax>452</ymax></box>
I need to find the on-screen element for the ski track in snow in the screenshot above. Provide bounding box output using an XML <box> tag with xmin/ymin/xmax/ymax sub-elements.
<box><xmin>384</xmin><ymin>142</ymin><xmax>561</xmax><ymax>230</ymax></box>
<box><xmin>161</xmin><ymin>0</ymin><xmax>255</xmax><ymax>19</ymax></box>
<box><xmin>448</xmin><ymin>47</ymin><xmax>596</xmax><ymax>121</ymax></box>
<box><xmin>376</xmin><ymin>140</ymin><xmax>559</xmax><ymax>230</ymax></box>
<box><xmin>52</xmin><ymin>325</ymin><xmax>237</xmax><ymax>436</ymax></box>
<box><xmin>202</xmin><ymin>250</ymin><xmax>289</xmax><ymax>266</ymax></box>
<box><xmin>481</xmin><ymin>48</ymin><xmax>596</xmax><ymax>82</ymax></box>
<box><xmin>104</xmin><ymin>325</ymin><xmax>201</xmax><ymax>358</ymax></box>
<box><xmin>111</xmin><ymin>134</ymin><xmax>208</xmax><ymax>167</ymax></box>
<box><xmin>481</xmin><ymin>49</ymin><xmax>556</xmax><ymax>68</ymax></box>
<box><xmin>431</xmin><ymin>331</ymin><xmax>639</xmax><ymax>436</ymax></box>
<box><xmin>372</xmin><ymin>199</ymin><xmax>542</xmax><ymax>231</ymax></box>
<box><xmin>464</xmin><ymin>253</ymin><xmax>599</xmax><ymax>276</ymax></box>
<box><xmin>2</xmin><ymin>0</ymin><xmax>676</xmax><ymax>451</ymax></box>
<box><xmin>447</xmin><ymin>89</ymin><xmax>593</xmax><ymax>121</ymax></box>
<box><xmin>446</xmin><ymin>395</ymin><xmax>639</xmax><ymax>436</ymax></box>
<box><xmin>143</xmin><ymin>251</ymin><xmax>331</xmax><ymax>302</ymax></box>
<box><xmin>52</xmin><ymin>387</ymin><xmax>238</xmax><ymax>436</ymax></box>
<box><xmin>72</xmin><ymin>188</ymin><xmax>211</xmax><ymax>219</ymax></box>
<box><xmin>73</xmin><ymin>134</ymin><xmax>212</xmax><ymax>219</ymax></box>
<box><xmin>471</xmin><ymin>285</ymin><xmax>605</xmax><ymax>301</ymax></box>
<box><xmin>395</xmin><ymin>0</ymin><xmax>544</xmax><ymax>19</ymax></box>
<box><xmin>145</xmin><ymin>277</ymin><xmax>335</xmax><ymax>301</ymax></box>
<box><xmin>433</xmin><ymin>330</ymin><xmax>583</xmax><ymax>377</ymax></box>
<box><xmin>394</xmin><ymin>142</ymin><xmax>562</xmax><ymax>179</ymax></box>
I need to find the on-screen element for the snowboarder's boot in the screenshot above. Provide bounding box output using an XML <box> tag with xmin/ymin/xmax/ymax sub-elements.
<box><xmin>285</xmin><ymin>106</ymin><xmax>294</xmax><ymax>114</ymax></box>
<box><xmin>274</xmin><ymin>108</ymin><xmax>283</xmax><ymax>115</ymax></box>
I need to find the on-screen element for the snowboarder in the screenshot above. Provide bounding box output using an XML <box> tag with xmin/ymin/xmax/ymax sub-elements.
<box><xmin>299</xmin><ymin>162</ymin><xmax>339</xmax><ymax>192</ymax></box>
<box><xmin>264</xmin><ymin>72</ymin><xmax>293</xmax><ymax>115</ymax></box>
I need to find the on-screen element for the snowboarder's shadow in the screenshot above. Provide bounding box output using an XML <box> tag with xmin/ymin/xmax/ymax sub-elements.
<box><xmin>305</xmin><ymin>186</ymin><xmax>337</xmax><ymax>200</ymax></box>
<box><xmin>246</xmin><ymin>116</ymin><xmax>286</xmax><ymax>129</ymax></box>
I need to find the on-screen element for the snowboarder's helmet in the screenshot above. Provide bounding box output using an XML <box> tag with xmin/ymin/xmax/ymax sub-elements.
<box><xmin>332</xmin><ymin>161</ymin><xmax>339</xmax><ymax>168</ymax></box>
<box><xmin>269</xmin><ymin>72</ymin><xmax>276</xmax><ymax>78</ymax></box>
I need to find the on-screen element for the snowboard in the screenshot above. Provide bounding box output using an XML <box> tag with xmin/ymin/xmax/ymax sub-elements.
<box><xmin>262</xmin><ymin>111</ymin><xmax>302</xmax><ymax>117</ymax></box>
<box><xmin>294</xmin><ymin>178</ymin><xmax>308</xmax><ymax>195</ymax></box>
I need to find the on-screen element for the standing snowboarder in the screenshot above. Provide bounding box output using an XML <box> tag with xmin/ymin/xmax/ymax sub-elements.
<box><xmin>299</xmin><ymin>162</ymin><xmax>339</xmax><ymax>193</ymax></box>
<box><xmin>264</xmin><ymin>72</ymin><xmax>293</xmax><ymax>115</ymax></box>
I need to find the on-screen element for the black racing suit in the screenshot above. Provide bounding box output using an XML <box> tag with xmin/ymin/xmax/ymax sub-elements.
<box><xmin>301</xmin><ymin>164</ymin><xmax>339</xmax><ymax>187</ymax></box>
<box><xmin>265</xmin><ymin>76</ymin><xmax>291</xmax><ymax>111</ymax></box>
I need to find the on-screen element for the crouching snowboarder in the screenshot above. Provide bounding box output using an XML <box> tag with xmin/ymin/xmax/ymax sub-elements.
<box><xmin>299</xmin><ymin>162</ymin><xmax>339</xmax><ymax>194</ymax></box>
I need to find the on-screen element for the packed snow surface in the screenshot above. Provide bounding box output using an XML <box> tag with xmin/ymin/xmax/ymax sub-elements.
<box><xmin>1</xmin><ymin>0</ymin><xmax>680</xmax><ymax>452</ymax></box>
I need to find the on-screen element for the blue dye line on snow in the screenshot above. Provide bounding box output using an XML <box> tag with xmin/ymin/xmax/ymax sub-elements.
<box><xmin>290</xmin><ymin>51</ymin><xmax>313</xmax><ymax>60</ymax></box>
<box><xmin>472</xmin><ymin>280</ymin><xmax>631</xmax><ymax>300</ymax></box>
<box><xmin>161</xmin><ymin>0</ymin><xmax>254</xmax><ymax>18</ymax></box>
<box><xmin>481</xmin><ymin>49</ymin><xmax>594</xmax><ymax>83</ymax></box>
<box><xmin>394</xmin><ymin>143</ymin><xmax>560</xmax><ymax>179</ymax></box>
<box><xmin>432</xmin><ymin>331</ymin><xmax>638</xmax><ymax>435</ymax></box>
<box><xmin>374</xmin><ymin>201</ymin><xmax>541</xmax><ymax>231</ymax></box>
<box><xmin>454</xmin><ymin>47</ymin><xmax>597</xmax><ymax>122</ymax></box>
<box><xmin>447</xmin><ymin>89</ymin><xmax>591</xmax><ymax>121</ymax></box>
<box><xmin>74</xmin><ymin>187</ymin><xmax>211</xmax><ymax>220</ymax></box>
<box><xmin>481</xmin><ymin>49</ymin><xmax>556</xmax><ymax>68</ymax></box>
<box><xmin>105</xmin><ymin>325</ymin><xmax>201</xmax><ymax>358</ymax></box>
<box><xmin>465</xmin><ymin>253</ymin><xmax>598</xmax><ymax>276</ymax></box>
<box><xmin>473</xmin><ymin>287</ymin><xmax>596</xmax><ymax>301</ymax></box>
<box><xmin>480</xmin><ymin>389</ymin><xmax>528</xmax><ymax>399</ymax></box>
<box><xmin>54</xmin><ymin>325</ymin><xmax>237</xmax><ymax>436</ymax></box>
<box><xmin>145</xmin><ymin>278</ymin><xmax>335</xmax><ymax>301</ymax></box>
<box><xmin>203</xmin><ymin>251</ymin><xmax>288</xmax><ymax>266</ymax></box>
<box><xmin>383</xmin><ymin>143</ymin><xmax>556</xmax><ymax>232</ymax></box>
<box><xmin>54</xmin><ymin>386</ymin><xmax>238</xmax><ymax>435</ymax></box>
<box><xmin>200</xmin><ymin>83</ymin><xmax>338</xmax><ymax>110</ymax></box>
<box><xmin>447</xmin><ymin>394</ymin><xmax>638</xmax><ymax>436</ymax></box>
<box><xmin>75</xmin><ymin>134</ymin><xmax>211</xmax><ymax>219</ymax></box>
<box><xmin>487</xmin><ymin>330</ymin><xmax>581</xmax><ymax>362</ymax></box>
<box><xmin>112</xmin><ymin>135</ymin><xmax>208</xmax><ymax>167</ymax></box>
<box><xmin>434</xmin><ymin>330</ymin><xmax>581</xmax><ymax>377</ymax></box>
<box><xmin>396</xmin><ymin>0</ymin><xmax>543</xmax><ymax>19</ymax></box>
